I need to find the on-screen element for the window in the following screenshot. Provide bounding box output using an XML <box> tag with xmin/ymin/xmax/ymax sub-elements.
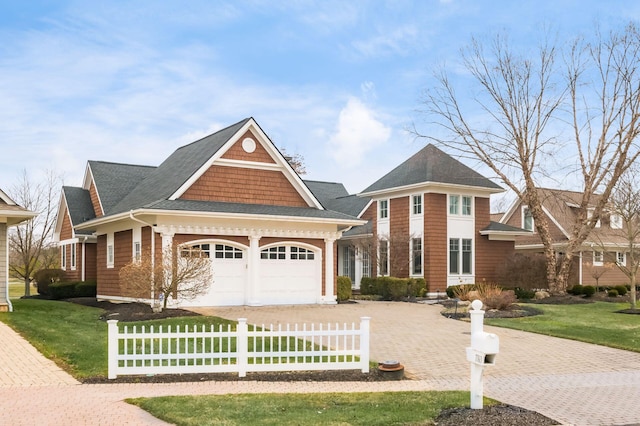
<box><xmin>449</xmin><ymin>239</ymin><xmax>459</xmax><ymax>274</ymax></box>
<box><xmin>462</xmin><ymin>196</ymin><xmax>472</xmax><ymax>216</ymax></box>
<box><xmin>107</xmin><ymin>245</ymin><xmax>114</xmax><ymax>268</ymax></box>
<box><xmin>61</xmin><ymin>246</ymin><xmax>66</xmax><ymax>270</ymax></box>
<box><xmin>379</xmin><ymin>199</ymin><xmax>388</xmax><ymax>219</ymax></box>
<box><xmin>450</xmin><ymin>238</ymin><xmax>473</xmax><ymax>275</ymax></box>
<box><xmin>133</xmin><ymin>242</ymin><xmax>141</xmax><ymax>261</ymax></box>
<box><xmin>70</xmin><ymin>242</ymin><xmax>76</xmax><ymax>269</ymax></box>
<box><xmin>617</xmin><ymin>252</ymin><xmax>626</xmax><ymax>266</ymax></box>
<box><xmin>523</xmin><ymin>207</ymin><xmax>534</xmax><ymax>231</ymax></box>
<box><xmin>362</xmin><ymin>247</ymin><xmax>371</xmax><ymax>278</ymax></box>
<box><xmin>462</xmin><ymin>239</ymin><xmax>472</xmax><ymax>274</ymax></box>
<box><xmin>342</xmin><ymin>246</ymin><xmax>353</xmax><ymax>277</ymax></box>
<box><xmin>379</xmin><ymin>240</ymin><xmax>389</xmax><ymax>276</ymax></box>
<box><xmin>261</xmin><ymin>246</ymin><xmax>286</xmax><ymax>260</ymax></box>
<box><xmin>215</xmin><ymin>244</ymin><xmax>243</xmax><ymax>259</ymax></box>
<box><xmin>611</xmin><ymin>214</ymin><xmax>623</xmax><ymax>229</ymax></box>
<box><xmin>449</xmin><ymin>195</ymin><xmax>459</xmax><ymax>215</ymax></box>
<box><xmin>291</xmin><ymin>246</ymin><xmax>314</xmax><ymax>260</ymax></box>
<box><xmin>412</xmin><ymin>195</ymin><xmax>422</xmax><ymax>215</ymax></box>
<box><xmin>593</xmin><ymin>251</ymin><xmax>604</xmax><ymax>266</ymax></box>
<box><xmin>411</xmin><ymin>238</ymin><xmax>422</xmax><ymax>275</ymax></box>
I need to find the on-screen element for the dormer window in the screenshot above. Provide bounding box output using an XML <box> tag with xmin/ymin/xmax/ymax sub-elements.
<box><xmin>611</xmin><ymin>214</ymin><xmax>623</xmax><ymax>229</ymax></box>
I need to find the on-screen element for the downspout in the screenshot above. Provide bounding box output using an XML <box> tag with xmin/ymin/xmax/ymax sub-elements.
<box><xmin>129</xmin><ymin>211</ymin><xmax>156</xmax><ymax>301</ymax></box>
<box><xmin>80</xmin><ymin>236</ymin><xmax>88</xmax><ymax>282</ymax></box>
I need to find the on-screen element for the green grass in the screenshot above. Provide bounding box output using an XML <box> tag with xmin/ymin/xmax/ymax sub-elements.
<box><xmin>486</xmin><ymin>301</ymin><xmax>640</xmax><ymax>352</ymax></box>
<box><xmin>128</xmin><ymin>391</ymin><xmax>483</xmax><ymax>426</ymax></box>
<box><xmin>0</xmin><ymin>299</ymin><xmax>237</xmax><ymax>379</ymax></box>
<box><xmin>8</xmin><ymin>279</ymin><xmax>28</xmax><ymax>298</ymax></box>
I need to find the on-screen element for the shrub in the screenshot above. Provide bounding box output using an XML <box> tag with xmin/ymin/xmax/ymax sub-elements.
<box><xmin>583</xmin><ymin>285</ymin><xmax>596</xmax><ymax>297</ymax></box>
<box><xmin>33</xmin><ymin>268</ymin><xmax>64</xmax><ymax>295</ymax></box>
<box><xmin>495</xmin><ymin>253</ymin><xmax>548</xmax><ymax>290</ymax></box>
<box><xmin>359</xmin><ymin>277</ymin><xmax>377</xmax><ymax>295</ymax></box>
<box><xmin>567</xmin><ymin>284</ymin><xmax>584</xmax><ymax>295</ymax></box>
<box><xmin>482</xmin><ymin>289</ymin><xmax>517</xmax><ymax>310</ymax></box>
<box><xmin>75</xmin><ymin>281</ymin><xmax>97</xmax><ymax>297</ymax></box>
<box><xmin>614</xmin><ymin>285</ymin><xmax>628</xmax><ymax>296</ymax></box>
<box><xmin>513</xmin><ymin>287</ymin><xmax>535</xmax><ymax>300</ymax></box>
<box><xmin>608</xmin><ymin>289</ymin><xmax>619</xmax><ymax>297</ymax></box>
<box><xmin>337</xmin><ymin>276</ymin><xmax>352</xmax><ymax>302</ymax></box>
<box><xmin>49</xmin><ymin>282</ymin><xmax>78</xmax><ymax>300</ymax></box>
<box><xmin>451</xmin><ymin>284</ymin><xmax>476</xmax><ymax>301</ymax></box>
<box><xmin>408</xmin><ymin>278</ymin><xmax>427</xmax><ymax>299</ymax></box>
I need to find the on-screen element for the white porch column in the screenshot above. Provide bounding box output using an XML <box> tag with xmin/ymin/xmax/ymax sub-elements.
<box><xmin>247</xmin><ymin>234</ymin><xmax>262</xmax><ymax>306</ymax></box>
<box><xmin>322</xmin><ymin>237</ymin><xmax>337</xmax><ymax>304</ymax></box>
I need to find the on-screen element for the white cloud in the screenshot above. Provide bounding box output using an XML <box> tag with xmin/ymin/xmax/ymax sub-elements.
<box><xmin>327</xmin><ymin>98</ymin><xmax>391</xmax><ymax>166</ymax></box>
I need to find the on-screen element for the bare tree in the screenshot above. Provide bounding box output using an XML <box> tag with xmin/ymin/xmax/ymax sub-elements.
<box><xmin>8</xmin><ymin>170</ymin><xmax>60</xmax><ymax>297</ymax></box>
<box><xmin>419</xmin><ymin>24</ymin><xmax>640</xmax><ymax>294</ymax></box>
<box><xmin>119</xmin><ymin>245</ymin><xmax>213</xmax><ymax>310</ymax></box>
<box><xmin>584</xmin><ymin>261</ymin><xmax>614</xmax><ymax>288</ymax></box>
<box><xmin>606</xmin><ymin>167</ymin><xmax>640</xmax><ymax>309</ymax></box>
<box><xmin>280</xmin><ymin>147</ymin><xmax>307</xmax><ymax>175</ymax></box>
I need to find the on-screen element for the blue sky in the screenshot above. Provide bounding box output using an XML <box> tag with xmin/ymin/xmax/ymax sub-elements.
<box><xmin>1</xmin><ymin>1</ymin><xmax>639</xmax><ymax>204</ymax></box>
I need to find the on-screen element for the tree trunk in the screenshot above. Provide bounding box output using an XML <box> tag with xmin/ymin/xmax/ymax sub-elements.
<box><xmin>23</xmin><ymin>277</ymin><xmax>30</xmax><ymax>297</ymax></box>
<box><xmin>630</xmin><ymin>275</ymin><xmax>637</xmax><ymax>310</ymax></box>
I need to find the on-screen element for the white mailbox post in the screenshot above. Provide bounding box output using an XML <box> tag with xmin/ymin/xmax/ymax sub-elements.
<box><xmin>465</xmin><ymin>299</ymin><xmax>499</xmax><ymax>409</ymax></box>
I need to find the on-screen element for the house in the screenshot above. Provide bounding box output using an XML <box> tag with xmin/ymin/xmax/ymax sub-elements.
<box><xmin>55</xmin><ymin>118</ymin><xmax>526</xmax><ymax>306</ymax></box>
<box><xmin>330</xmin><ymin>144</ymin><xmax>528</xmax><ymax>294</ymax></box>
<box><xmin>499</xmin><ymin>187</ymin><xmax>631</xmax><ymax>286</ymax></box>
<box><xmin>0</xmin><ymin>188</ymin><xmax>37</xmax><ymax>311</ymax></box>
<box><xmin>54</xmin><ymin>118</ymin><xmax>365</xmax><ymax>307</ymax></box>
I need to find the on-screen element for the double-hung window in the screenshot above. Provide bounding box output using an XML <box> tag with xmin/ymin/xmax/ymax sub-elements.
<box><xmin>61</xmin><ymin>246</ymin><xmax>67</xmax><ymax>270</ymax></box>
<box><xmin>412</xmin><ymin>195</ymin><xmax>422</xmax><ymax>215</ymax></box>
<box><xmin>450</xmin><ymin>238</ymin><xmax>472</xmax><ymax>274</ymax></box>
<box><xmin>70</xmin><ymin>242</ymin><xmax>76</xmax><ymax>270</ymax></box>
<box><xmin>617</xmin><ymin>252</ymin><xmax>626</xmax><ymax>266</ymax></box>
<box><xmin>593</xmin><ymin>251</ymin><xmax>604</xmax><ymax>266</ymax></box>
<box><xmin>411</xmin><ymin>238</ymin><xmax>422</xmax><ymax>275</ymax></box>
<box><xmin>379</xmin><ymin>240</ymin><xmax>389</xmax><ymax>276</ymax></box>
<box><xmin>462</xmin><ymin>196</ymin><xmax>472</xmax><ymax>216</ymax></box>
<box><xmin>379</xmin><ymin>199</ymin><xmax>388</xmax><ymax>219</ymax></box>
<box><xmin>523</xmin><ymin>207</ymin><xmax>534</xmax><ymax>231</ymax></box>
<box><xmin>449</xmin><ymin>195</ymin><xmax>459</xmax><ymax>215</ymax></box>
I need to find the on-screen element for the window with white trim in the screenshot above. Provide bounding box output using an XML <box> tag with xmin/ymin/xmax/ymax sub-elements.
<box><xmin>261</xmin><ymin>246</ymin><xmax>286</xmax><ymax>260</ymax></box>
<box><xmin>449</xmin><ymin>195</ymin><xmax>459</xmax><ymax>215</ymax></box>
<box><xmin>462</xmin><ymin>196</ymin><xmax>472</xmax><ymax>216</ymax></box>
<box><xmin>522</xmin><ymin>207</ymin><xmax>534</xmax><ymax>231</ymax></box>
<box><xmin>593</xmin><ymin>251</ymin><xmax>604</xmax><ymax>266</ymax></box>
<box><xmin>260</xmin><ymin>245</ymin><xmax>314</xmax><ymax>260</ymax></box>
<box><xmin>342</xmin><ymin>246</ymin><xmax>352</xmax><ymax>277</ymax></box>
<box><xmin>362</xmin><ymin>247</ymin><xmax>371</xmax><ymax>278</ymax></box>
<box><xmin>61</xmin><ymin>245</ymin><xmax>67</xmax><ymax>270</ymax></box>
<box><xmin>379</xmin><ymin>199</ymin><xmax>388</xmax><ymax>219</ymax></box>
<box><xmin>611</xmin><ymin>214</ymin><xmax>623</xmax><ymax>229</ymax></box>
<box><xmin>70</xmin><ymin>242</ymin><xmax>76</xmax><ymax>270</ymax></box>
<box><xmin>588</xmin><ymin>208</ymin><xmax>601</xmax><ymax>228</ymax></box>
<box><xmin>133</xmin><ymin>242</ymin><xmax>141</xmax><ymax>261</ymax></box>
<box><xmin>291</xmin><ymin>246</ymin><xmax>314</xmax><ymax>260</ymax></box>
<box><xmin>107</xmin><ymin>233</ymin><xmax>114</xmax><ymax>268</ymax></box>
<box><xmin>412</xmin><ymin>195</ymin><xmax>422</xmax><ymax>215</ymax></box>
<box><xmin>411</xmin><ymin>237</ymin><xmax>422</xmax><ymax>275</ymax></box>
<box><xmin>215</xmin><ymin>244</ymin><xmax>243</xmax><ymax>259</ymax></box>
<box><xmin>450</xmin><ymin>238</ymin><xmax>472</xmax><ymax>274</ymax></box>
<box><xmin>617</xmin><ymin>251</ymin><xmax>626</xmax><ymax>266</ymax></box>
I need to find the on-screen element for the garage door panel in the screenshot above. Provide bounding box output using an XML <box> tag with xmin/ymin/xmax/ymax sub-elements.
<box><xmin>260</xmin><ymin>245</ymin><xmax>320</xmax><ymax>305</ymax></box>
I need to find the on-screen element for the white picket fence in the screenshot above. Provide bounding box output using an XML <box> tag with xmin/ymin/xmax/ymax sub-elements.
<box><xmin>107</xmin><ymin>317</ymin><xmax>370</xmax><ymax>379</ymax></box>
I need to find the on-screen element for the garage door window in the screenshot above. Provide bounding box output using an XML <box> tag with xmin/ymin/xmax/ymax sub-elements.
<box><xmin>291</xmin><ymin>247</ymin><xmax>314</xmax><ymax>260</ymax></box>
<box><xmin>214</xmin><ymin>244</ymin><xmax>243</xmax><ymax>259</ymax></box>
<box><xmin>261</xmin><ymin>246</ymin><xmax>315</xmax><ymax>260</ymax></box>
<box><xmin>261</xmin><ymin>246</ymin><xmax>286</xmax><ymax>259</ymax></box>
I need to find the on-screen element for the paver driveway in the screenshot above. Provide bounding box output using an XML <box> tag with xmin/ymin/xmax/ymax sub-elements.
<box><xmin>2</xmin><ymin>300</ymin><xmax>640</xmax><ymax>425</ymax></box>
<box><xmin>196</xmin><ymin>301</ymin><xmax>640</xmax><ymax>425</ymax></box>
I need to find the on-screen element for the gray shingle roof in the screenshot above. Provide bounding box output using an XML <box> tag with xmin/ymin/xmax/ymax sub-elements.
<box><xmin>304</xmin><ymin>180</ymin><xmax>370</xmax><ymax>217</ymax></box>
<box><xmin>341</xmin><ymin>220</ymin><xmax>373</xmax><ymax>238</ymax></box>
<box><xmin>62</xmin><ymin>186</ymin><xmax>96</xmax><ymax>234</ymax></box>
<box><xmin>109</xmin><ymin>118</ymin><xmax>251</xmax><ymax>215</ymax></box>
<box><xmin>304</xmin><ymin>180</ymin><xmax>349</xmax><ymax>204</ymax></box>
<box><xmin>482</xmin><ymin>221</ymin><xmax>529</xmax><ymax>233</ymax></box>
<box><xmin>89</xmin><ymin>161</ymin><xmax>156</xmax><ymax>214</ymax></box>
<box><xmin>147</xmin><ymin>199</ymin><xmax>360</xmax><ymax>221</ymax></box>
<box><xmin>361</xmin><ymin>144</ymin><xmax>502</xmax><ymax>194</ymax></box>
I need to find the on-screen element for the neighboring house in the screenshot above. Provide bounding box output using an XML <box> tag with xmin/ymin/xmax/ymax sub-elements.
<box><xmin>54</xmin><ymin>118</ymin><xmax>365</xmax><ymax>307</ymax></box>
<box><xmin>499</xmin><ymin>187</ymin><xmax>631</xmax><ymax>286</ymax></box>
<box><xmin>0</xmin><ymin>188</ymin><xmax>37</xmax><ymax>312</ymax></box>
<box><xmin>331</xmin><ymin>144</ymin><xmax>528</xmax><ymax>294</ymax></box>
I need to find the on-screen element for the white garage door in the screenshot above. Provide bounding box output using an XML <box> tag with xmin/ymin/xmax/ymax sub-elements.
<box><xmin>182</xmin><ymin>243</ymin><xmax>247</xmax><ymax>307</ymax></box>
<box><xmin>260</xmin><ymin>245</ymin><xmax>320</xmax><ymax>305</ymax></box>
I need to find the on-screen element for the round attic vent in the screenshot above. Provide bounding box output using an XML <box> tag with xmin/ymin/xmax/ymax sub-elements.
<box><xmin>242</xmin><ymin>138</ymin><xmax>256</xmax><ymax>153</ymax></box>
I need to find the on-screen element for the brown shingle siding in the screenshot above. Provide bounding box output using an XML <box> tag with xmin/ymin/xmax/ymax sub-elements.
<box><xmin>89</xmin><ymin>181</ymin><xmax>103</xmax><ymax>217</ymax></box>
<box><xmin>180</xmin><ymin>166</ymin><xmax>308</xmax><ymax>207</ymax></box>
<box><xmin>390</xmin><ymin>196</ymin><xmax>410</xmax><ymax>277</ymax></box>
<box><xmin>424</xmin><ymin>193</ymin><xmax>447</xmax><ymax>292</ymax></box>
<box><xmin>221</xmin><ymin>130</ymin><xmax>276</xmax><ymax>163</ymax></box>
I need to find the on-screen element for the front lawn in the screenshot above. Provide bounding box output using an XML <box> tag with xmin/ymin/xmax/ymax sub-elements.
<box><xmin>128</xmin><ymin>391</ymin><xmax>476</xmax><ymax>426</ymax></box>
<box><xmin>486</xmin><ymin>301</ymin><xmax>640</xmax><ymax>352</ymax></box>
<box><xmin>0</xmin><ymin>298</ymin><xmax>234</xmax><ymax>379</ymax></box>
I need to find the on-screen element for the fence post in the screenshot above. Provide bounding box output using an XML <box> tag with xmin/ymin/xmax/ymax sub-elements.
<box><xmin>237</xmin><ymin>318</ymin><xmax>248</xmax><ymax>378</ymax></box>
<box><xmin>360</xmin><ymin>317</ymin><xmax>371</xmax><ymax>373</ymax></box>
<box><xmin>107</xmin><ymin>320</ymin><xmax>119</xmax><ymax>379</ymax></box>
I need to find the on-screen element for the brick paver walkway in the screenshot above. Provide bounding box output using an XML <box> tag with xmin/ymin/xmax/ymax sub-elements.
<box><xmin>1</xmin><ymin>301</ymin><xmax>639</xmax><ymax>425</ymax></box>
